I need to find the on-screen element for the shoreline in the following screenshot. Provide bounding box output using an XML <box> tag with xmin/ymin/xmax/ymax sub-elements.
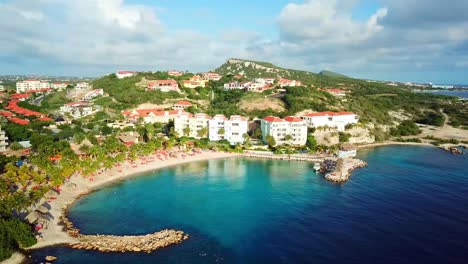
<box><xmin>27</xmin><ymin>151</ymin><xmax>239</xmax><ymax>252</ymax></box>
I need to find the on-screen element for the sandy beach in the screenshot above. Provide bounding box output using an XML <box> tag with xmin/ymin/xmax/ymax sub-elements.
<box><xmin>26</xmin><ymin>151</ymin><xmax>238</xmax><ymax>252</ymax></box>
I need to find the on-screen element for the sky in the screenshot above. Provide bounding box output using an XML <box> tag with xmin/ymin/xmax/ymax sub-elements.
<box><xmin>1</xmin><ymin>0</ymin><xmax>468</xmax><ymax>84</ymax></box>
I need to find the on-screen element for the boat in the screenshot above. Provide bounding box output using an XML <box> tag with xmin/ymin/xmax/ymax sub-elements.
<box><xmin>313</xmin><ymin>162</ymin><xmax>321</xmax><ymax>171</ymax></box>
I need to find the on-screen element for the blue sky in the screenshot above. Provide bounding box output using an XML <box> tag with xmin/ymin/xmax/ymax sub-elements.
<box><xmin>1</xmin><ymin>0</ymin><xmax>468</xmax><ymax>84</ymax></box>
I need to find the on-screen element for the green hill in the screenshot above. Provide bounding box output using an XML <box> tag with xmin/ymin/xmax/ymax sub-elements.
<box><xmin>319</xmin><ymin>70</ymin><xmax>349</xmax><ymax>78</ymax></box>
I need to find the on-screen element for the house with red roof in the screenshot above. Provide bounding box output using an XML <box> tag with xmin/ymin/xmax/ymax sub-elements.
<box><xmin>10</xmin><ymin>93</ymin><xmax>30</xmax><ymax>101</ymax></box>
<box><xmin>203</xmin><ymin>72</ymin><xmax>222</xmax><ymax>81</ymax></box>
<box><xmin>261</xmin><ymin>116</ymin><xmax>307</xmax><ymax>146</ymax></box>
<box><xmin>147</xmin><ymin>79</ymin><xmax>179</xmax><ymax>92</ymax></box>
<box><xmin>116</xmin><ymin>71</ymin><xmax>137</xmax><ymax>79</ymax></box>
<box><xmin>122</xmin><ymin>109</ymin><xmax>185</xmax><ymax>124</ymax></box>
<box><xmin>168</xmin><ymin>70</ymin><xmax>183</xmax><ymax>77</ymax></box>
<box><xmin>326</xmin><ymin>89</ymin><xmax>347</xmax><ymax>97</ymax></box>
<box><xmin>172</xmin><ymin>100</ymin><xmax>192</xmax><ymax>110</ymax></box>
<box><xmin>182</xmin><ymin>75</ymin><xmax>206</xmax><ymax>88</ymax></box>
<box><xmin>300</xmin><ymin>111</ymin><xmax>358</xmax><ymax>131</ymax></box>
<box><xmin>279</xmin><ymin>78</ymin><xmax>303</xmax><ymax>88</ymax></box>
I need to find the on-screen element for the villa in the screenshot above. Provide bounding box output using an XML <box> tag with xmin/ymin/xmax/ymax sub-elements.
<box><xmin>300</xmin><ymin>111</ymin><xmax>358</xmax><ymax>131</ymax></box>
<box><xmin>118</xmin><ymin>131</ymin><xmax>140</xmax><ymax>146</ymax></box>
<box><xmin>278</xmin><ymin>78</ymin><xmax>303</xmax><ymax>87</ymax></box>
<box><xmin>168</xmin><ymin>70</ymin><xmax>183</xmax><ymax>77</ymax></box>
<box><xmin>116</xmin><ymin>71</ymin><xmax>137</xmax><ymax>79</ymax></box>
<box><xmin>147</xmin><ymin>80</ymin><xmax>179</xmax><ymax>92</ymax></box>
<box><xmin>223</xmin><ymin>81</ymin><xmax>250</xmax><ymax>90</ymax></box>
<box><xmin>182</xmin><ymin>75</ymin><xmax>206</xmax><ymax>88</ymax></box>
<box><xmin>172</xmin><ymin>101</ymin><xmax>192</xmax><ymax>110</ymax></box>
<box><xmin>261</xmin><ymin>116</ymin><xmax>308</xmax><ymax>146</ymax></box>
<box><xmin>83</xmin><ymin>89</ymin><xmax>104</xmax><ymax>101</ymax></box>
<box><xmin>327</xmin><ymin>89</ymin><xmax>347</xmax><ymax>97</ymax></box>
<box><xmin>203</xmin><ymin>72</ymin><xmax>222</xmax><ymax>81</ymax></box>
<box><xmin>60</xmin><ymin>102</ymin><xmax>94</xmax><ymax>118</ymax></box>
<box><xmin>51</xmin><ymin>82</ymin><xmax>68</xmax><ymax>90</ymax></box>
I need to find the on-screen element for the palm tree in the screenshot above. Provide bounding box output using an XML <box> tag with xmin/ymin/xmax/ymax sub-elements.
<box><xmin>197</xmin><ymin>127</ymin><xmax>209</xmax><ymax>138</ymax></box>
<box><xmin>183</xmin><ymin>127</ymin><xmax>191</xmax><ymax>137</ymax></box>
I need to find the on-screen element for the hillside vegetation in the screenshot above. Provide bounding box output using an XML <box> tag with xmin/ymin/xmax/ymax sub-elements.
<box><xmin>88</xmin><ymin>59</ymin><xmax>466</xmax><ymax>135</ymax></box>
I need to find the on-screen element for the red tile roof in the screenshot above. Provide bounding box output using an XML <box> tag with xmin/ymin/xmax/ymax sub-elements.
<box><xmin>264</xmin><ymin>116</ymin><xmax>285</xmax><ymax>122</ymax></box>
<box><xmin>174</xmin><ymin>100</ymin><xmax>192</xmax><ymax>106</ymax></box>
<box><xmin>303</xmin><ymin>111</ymin><xmax>355</xmax><ymax>117</ymax></box>
<box><xmin>284</xmin><ymin>116</ymin><xmax>304</xmax><ymax>122</ymax></box>
<box><xmin>0</xmin><ymin>111</ymin><xmax>14</xmax><ymax>117</ymax></box>
<box><xmin>38</xmin><ymin>117</ymin><xmax>53</xmax><ymax>122</ymax></box>
<box><xmin>9</xmin><ymin>117</ymin><xmax>30</xmax><ymax>125</ymax></box>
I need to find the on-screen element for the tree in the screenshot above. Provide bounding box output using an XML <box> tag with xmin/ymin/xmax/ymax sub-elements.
<box><xmin>253</xmin><ymin>127</ymin><xmax>262</xmax><ymax>139</ymax></box>
<box><xmin>183</xmin><ymin>127</ymin><xmax>191</xmax><ymax>136</ymax></box>
<box><xmin>265</xmin><ymin>135</ymin><xmax>276</xmax><ymax>147</ymax></box>
<box><xmin>197</xmin><ymin>127</ymin><xmax>209</xmax><ymax>138</ymax></box>
<box><xmin>338</xmin><ymin>132</ymin><xmax>351</xmax><ymax>143</ymax></box>
<box><xmin>284</xmin><ymin>134</ymin><xmax>293</xmax><ymax>144</ymax></box>
<box><xmin>306</xmin><ymin>135</ymin><xmax>317</xmax><ymax>151</ymax></box>
<box><xmin>218</xmin><ymin>128</ymin><xmax>225</xmax><ymax>135</ymax></box>
<box><xmin>8</xmin><ymin>142</ymin><xmax>23</xmax><ymax>151</ymax></box>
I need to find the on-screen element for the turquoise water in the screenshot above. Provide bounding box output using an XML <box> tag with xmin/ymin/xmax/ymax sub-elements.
<box><xmin>31</xmin><ymin>146</ymin><xmax>468</xmax><ymax>263</ymax></box>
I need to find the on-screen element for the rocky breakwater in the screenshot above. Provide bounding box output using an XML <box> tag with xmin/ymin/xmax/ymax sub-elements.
<box><xmin>440</xmin><ymin>145</ymin><xmax>464</xmax><ymax>155</ymax></box>
<box><xmin>59</xmin><ymin>205</ymin><xmax>188</xmax><ymax>253</ymax></box>
<box><xmin>324</xmin><ymin>158</ymin><xmax>368</xmax><ymax>183</ymax></box>
<box><xmin>71</xmin><ymin>230</ymin><xmax>189</xmax><ymax>253</ymax></box>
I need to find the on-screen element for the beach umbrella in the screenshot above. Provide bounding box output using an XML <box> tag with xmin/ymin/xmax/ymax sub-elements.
<box><xmin>45</xmin><ymin>189</ymin><xmax>58</xmax><ymax>198</ymax></box>
<box><xmin>36</xmin><ymin>205</ymin><xmax>50</xmax><ymax>214</ymax></box>
<box><xmin>25</xmin><ymin>211</ymin><xmax>40</xmax><ymax>224</ymax></box>
<box><xmin>35</xmin><ymin>211</ymin><xmax>54</xmax><ymax>221</ymax></box>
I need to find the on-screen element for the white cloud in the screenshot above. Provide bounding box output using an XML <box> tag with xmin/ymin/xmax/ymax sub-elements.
<box><xmin>278</xmin><ymin>0</ymin><xmax>387</xmax><ymax>44</ymax></box>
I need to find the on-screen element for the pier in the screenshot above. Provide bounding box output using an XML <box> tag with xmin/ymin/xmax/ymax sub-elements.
<box><xmin>242</xmin><ymin>151</ymin><xmax>330</xmax><ymax>162</ymax></box>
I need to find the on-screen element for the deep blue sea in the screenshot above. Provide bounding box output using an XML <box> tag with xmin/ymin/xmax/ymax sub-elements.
<box><xmin>30</xmin><ymin>146</ymin><xmax>468</xmax><ymax>264</ymax></box>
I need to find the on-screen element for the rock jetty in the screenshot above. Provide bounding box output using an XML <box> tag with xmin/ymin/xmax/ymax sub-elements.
<box><xmin>58</xmin><ymin>205</ymin><xmax>188</xmax><ymax>253</ymax></box>
<box><xmin>71</xmin><ymin>230</ymin><xmax>188</xmax><ymax>253</ymax></box>
<box><xmin>440</xmin><ymin>146</ymin><xmax>464</xmax><ymax>155</ymax></box>
<box><xmin>324</xmin><ymin>158</ymin><xmax>367</xmax><ymax>183</ymax></box>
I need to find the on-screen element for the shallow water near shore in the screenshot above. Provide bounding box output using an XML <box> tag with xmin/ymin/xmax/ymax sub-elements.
<box><xmin>30</xmin><ymin>146</ymin><xmax>468</xmax><ymax>263</ymax></box>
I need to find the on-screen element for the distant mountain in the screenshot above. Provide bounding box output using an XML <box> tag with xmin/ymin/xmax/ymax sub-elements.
<box><xmin>319</xmin><ymin>70</ymin><xmax>349</xmax><ymax>78</ymax></box>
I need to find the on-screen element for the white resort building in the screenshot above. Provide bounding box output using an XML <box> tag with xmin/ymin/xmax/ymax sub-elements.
<box><xmin>203</xmin><ymin>72</ymin><xmax>222</xmax><ymax>81</ymax></box>
<box><xmin>175</xmin><ymin>113</ymin><xmax>249</xmax><ymax>144</ymax></box>
<box><xmin>83</xmin><ymin>89</ymin><xmax>104</xmax><ymax>101</ymax></box>
<box><xmin>174</xmin><ymin>113</ymin><xmax>211</xmax><ymax>138</ymax></box>
<box><xmin>261</xmin><ymin>116</ymin><xmax>307</xmax><ymax>146</ymax></box>
<box><xmin>300</xmin><ymin>112</ymin><xmax>358</xmax><ymax>131</ymax></box>
<box><xmin>0</xmin><ymin>126</ymin><xmax>8</xmax><ymax>151</ymax></box>
<box><xmin>16</xmin><ymin>80</ymin><xmax>50</xmax><ymax>93</ymax></box>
